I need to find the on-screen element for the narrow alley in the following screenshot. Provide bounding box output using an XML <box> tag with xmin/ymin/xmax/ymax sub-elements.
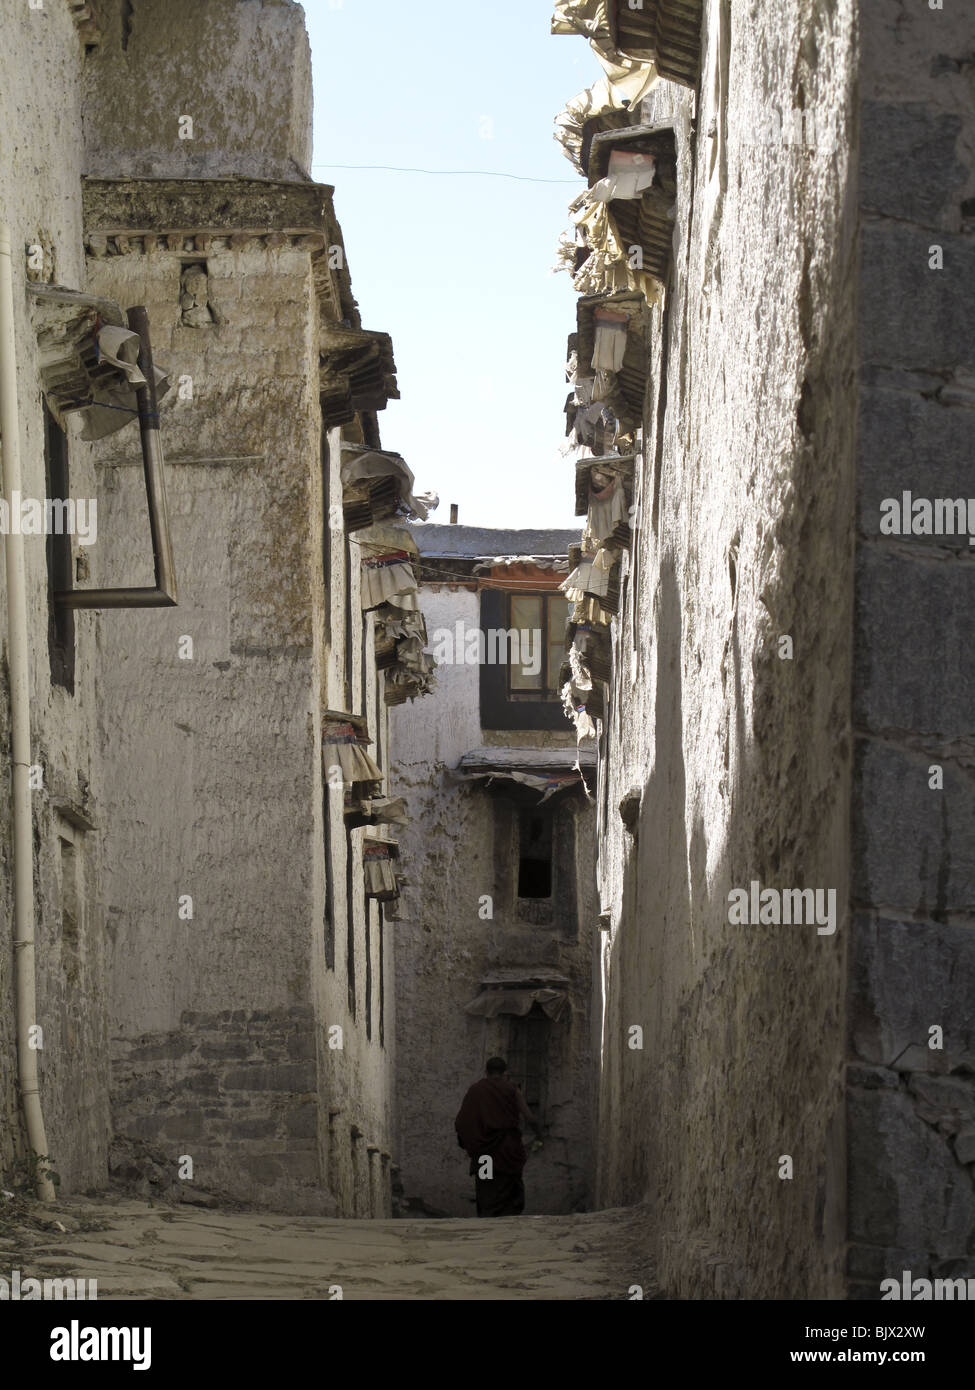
<box><xmin>0</xmin><ymin>0</ymin><xmax>973</xmax><ymax>1352</ymax></box>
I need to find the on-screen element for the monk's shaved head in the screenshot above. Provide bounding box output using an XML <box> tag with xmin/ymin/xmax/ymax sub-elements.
<box><xmin>485</xmin><ymin>1057</ymin><xmax>507</xmax><ymax>1075</ymax></box>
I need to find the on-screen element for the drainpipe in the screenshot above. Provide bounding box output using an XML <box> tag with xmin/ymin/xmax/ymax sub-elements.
<box><xmin>0</xmin><ymin>223</ymin><xmax>56</xmax><ymax>1201</ymax></box>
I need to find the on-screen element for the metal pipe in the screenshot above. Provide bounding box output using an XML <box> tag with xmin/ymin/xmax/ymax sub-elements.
<box><xmin>55</xmin><ymin>304</ymin><xmax>177</xmax><ymax>609</ymax></box>
<box><xmin>0</xmin><ymin>222</ymin><xmax>56</xmax><ymax>1201</ymax></box>
<box><xmin>127</xmin><ymin>305</ymin><xmax>177</xmax><ymax>603</ymax></box>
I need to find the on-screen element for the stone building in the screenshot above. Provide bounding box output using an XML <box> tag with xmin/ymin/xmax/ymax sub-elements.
<box><xmin>553</xmin><ymin>0</ymin><xmax>975</xmax><ymax>1297</ymax></box>
<box><xmin>0</xmin><ymin>0</ymin><xmax>434</xmax><ymax>1216</ymax></box>
<box><xmin>389</xmin><ymin>524</ymin><xmax>599</xmax><ymax>1216</ymax></box>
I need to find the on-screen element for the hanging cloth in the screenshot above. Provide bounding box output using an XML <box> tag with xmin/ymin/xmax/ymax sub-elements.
<box><xmin>361</xmin><ymin>550</ymin><xmax>418</xmax><ymax>611</ymax></box>
<box><xmin>322</xmin><ymin>720</ymin><xmax>382</xmax><ymax>784</ymax></box>
<box><xmin>584</xmin><ymin>470</ymin><xmax>628</xmax><ymax>546</ymax></box>
<box><xmin>363</xmin><ymin>841</ymin><xmax>399</xmax><ymax>900</ymax></box>
<box><xmin>591</xmin><ymin>310</ymin><xmax>629</xmax><ymax>373</ymax></box>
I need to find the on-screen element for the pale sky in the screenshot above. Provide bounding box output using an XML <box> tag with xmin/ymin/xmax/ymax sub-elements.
<box><xmin>306</xmin><ymin>0</ymin><xmax>591</xmax><ymax>530</ymax></box>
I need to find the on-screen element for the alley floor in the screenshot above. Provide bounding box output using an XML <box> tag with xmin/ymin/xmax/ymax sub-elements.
<box><xmin>0</xmin><ymin>1196</ymin><xmax>654</xmax><ymax>1300</ymax></box>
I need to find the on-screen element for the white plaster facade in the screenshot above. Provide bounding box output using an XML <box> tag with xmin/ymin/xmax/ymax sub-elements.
<box><xmin>390</xmin><ymin>530</ymin><xmax>599</xmax><ymax>1216</ymax></box>
<box><xmin>0</xmin><ymin>0</ymin><xmax>423</xmax><ymax>1217</ymax></box>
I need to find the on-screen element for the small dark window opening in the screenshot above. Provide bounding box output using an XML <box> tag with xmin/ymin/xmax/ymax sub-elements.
<box><xmin>44</xmin><ymin>405</ymin><xmax>74</xmax><ymax>693</ymax></box>
<box><xmin>518</xmin><ymin>807</ymin><xmax>553</xmax><ymax>899</ymax></box>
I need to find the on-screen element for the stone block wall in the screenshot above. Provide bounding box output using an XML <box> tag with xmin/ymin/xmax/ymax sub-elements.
<box><xmin>847</xmin><ymin>0</ymin><xmax>975</xmax><ymax>1295</ymax></box>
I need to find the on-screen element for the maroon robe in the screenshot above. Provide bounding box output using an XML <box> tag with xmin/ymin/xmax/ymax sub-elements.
<box><xmin>454</xmin><ymin>1076</ymin><xmax>527</xmax><ymax>1175</ymax></box>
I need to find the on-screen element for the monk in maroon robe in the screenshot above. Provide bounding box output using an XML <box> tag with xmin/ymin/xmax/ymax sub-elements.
<box><xmin>454</xmin><ymin>1057</ymin><xmax>540</xmax><ymax>1217</ymax></box>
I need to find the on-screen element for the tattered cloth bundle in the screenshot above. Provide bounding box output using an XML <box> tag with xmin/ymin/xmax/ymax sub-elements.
<box><xmin>359</xmin><ymin>796</ymin><xmax>409</xmax><ymax>827</ymax></box>
<box><xmin>561</xmin><ymin>680</ymin><xmax>597</xmax><ymax>741</ymax></box>
<box><xmin>573</xmin><ymin>374</ymin><xmax>595</xmax><ymax>405</ymax></box>
<box><xmin>363</xmin><ymin>840</ymin><xmax>399</xmax><ymax>901</ymax></box>
<box><xmin>584</xmin><ymin>469</ymin><xmax>629</xmax><ymax>547</ymax></box>
<box><xmin>561</xmin><ymin>546</ymin><xmax>616</xmax><ymax>602</ymax></box>
<box><xmin>570</xmin><ymin>187</ymin><xmax>663</xmax><ymax>303</ymax></box>
<box><xmin>569</xmin><ymin>638</ymin><xmax>594</xmax><ymax>693</ymax></box>
<box><xmin>377</xmin><ymin>610</ymin><xmax>427</xmax><ymax>645</ymax></box>
<box><xmin>34</xmin><ymin>303</ymin><xmax>170</xmax><ymax>440</ymax></box>
<box><xmin>572</xmin><ymin>595</ymin><xmax>614</xmax><ymax>627</ymax></box>
<box><xmin>373</xmin><ymin>623</ymin><xmax>397</xmax><ymax>669</ymax></box>
<box><xmin>374</xmin><ymin>609</ymin><xmax>427</xmax><ymax>669</ymax></box>
<box><xmin>395</xmin><ymin>633</ymin><xmax>432</xmax><ymax>673</ymax></box>
<box><xmin>551</xmin><ymin>1</ymin><xmax>660</xmax><ymax>101</ymax></box>
<box><xmin>554</xmin><ymin>73</ymin><xmax>659</xmax><ymax>170</ymax></box>
<box><xmin>571</xmin><ymin>622</ymin><xmax>612</xmax><ymax>684</ymax></box>
<box><xmin>387</xmin><ymin>610</ymin><xmax>427</xmax><ymax>638</ymax></box>
<box><xmin>574</xmin><ymin>399</ymin><xmax>619</xmax><ymax>452</ymax></box>
<box><xmin>385</xmin><ymin>664</ymin><xmax>436</xmax><ymax>707</ymax></box>
<box><xmin>340</xmin><ymin>449</ymin><xmax>437</xmax><ymax>523</ymax></box>
<box><xmin>360</xmin><ymin>550</ymin><xmax>417</xmax><ymax>611</ymax></box>
<box><xmin>322</xmin><ymin>716</ymin><xmax>382</xmax><ymax>785</ymax></box>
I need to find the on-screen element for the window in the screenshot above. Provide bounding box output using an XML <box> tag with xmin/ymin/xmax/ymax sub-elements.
<box><xmin>507</xmin><ymin>1005</ymin><xmax>551</xmax><ymax>1117</ymax></box>
<box><xmin>518</xmin><ymin>807</ymin><xmax>553</xmax><ymax>899</ymax></box>
<box><xmin>506</xmin><ymin>593</ymin><xmax>570</xmax><ymax>700</ymax></box>
<box><xmin>479</xmin><ymin>587</ymin><xmax>570</xmax><ymax>732</ymax></box>
<box><xmin>45</xmin><ymin>405</ymin><xmax>74</xmax><ymax>693</ymax></box>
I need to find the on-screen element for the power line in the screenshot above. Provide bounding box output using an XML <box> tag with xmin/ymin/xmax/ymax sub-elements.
<box><xmin>311</xmin><ymin>162</ymin><xmax>577</xmax><ymax>185</ymax></box>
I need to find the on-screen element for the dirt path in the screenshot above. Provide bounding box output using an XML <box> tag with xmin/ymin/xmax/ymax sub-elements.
<box><xmin>0</xmin><ymin>1196</ymin><xmax>655</xmax><ymax>1300</ymax></box>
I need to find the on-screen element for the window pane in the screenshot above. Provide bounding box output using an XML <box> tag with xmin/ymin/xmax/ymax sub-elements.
<box><xmin>509</xmin><ymin>595</ymin><xmax>543</xmax><ymax>690</ymax></box>
<box><xmin>546</xmin><ymin>595</ymin><xmax>570</xmax><ymax>693</ymax></box>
